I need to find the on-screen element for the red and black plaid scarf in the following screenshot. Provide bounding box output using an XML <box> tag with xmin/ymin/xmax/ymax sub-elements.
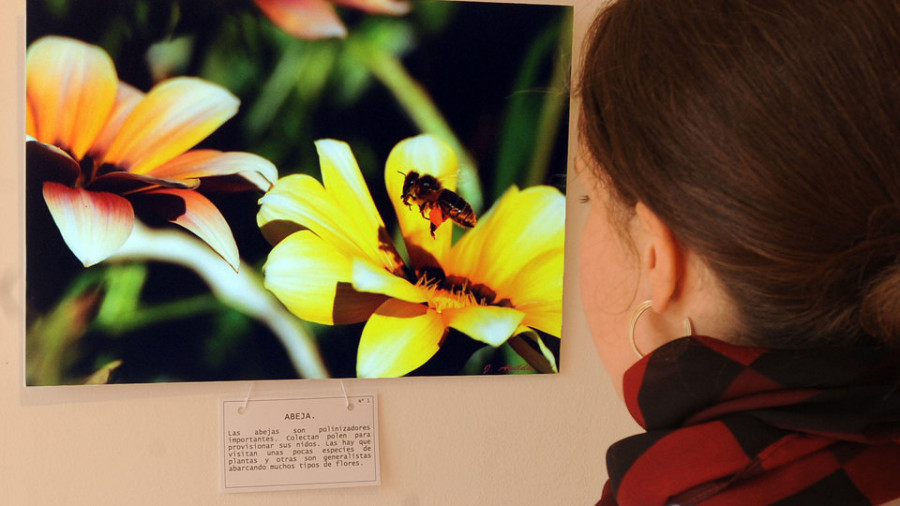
<box><xmin>598</xmin><ymin>336</ymin><xmax>900</xmax><ymax>505</ymax></box>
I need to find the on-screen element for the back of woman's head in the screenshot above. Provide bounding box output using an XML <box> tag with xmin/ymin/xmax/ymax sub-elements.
<box><xmin>579</xmin><ymin>0</ymin><xmax>900</xmax><ymax>347</ymax></box>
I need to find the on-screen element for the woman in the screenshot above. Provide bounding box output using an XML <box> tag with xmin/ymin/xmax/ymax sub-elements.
<box><xmin>577</xmin><ymin>0</ymin><xmax>900</xmax><ymax>504</ymax></box>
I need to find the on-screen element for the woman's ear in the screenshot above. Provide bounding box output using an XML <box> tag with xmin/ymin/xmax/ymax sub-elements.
<box><xmin>634</xmin><ymin>202</ymin><xmax>683</xmax><ymax>313</ymax></box>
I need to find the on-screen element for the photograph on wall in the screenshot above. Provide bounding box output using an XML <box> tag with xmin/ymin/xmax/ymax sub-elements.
<box><xmin>25</xmin><ymin>0</ymin><xmax>572</xmax><ymax>385</ymax></box>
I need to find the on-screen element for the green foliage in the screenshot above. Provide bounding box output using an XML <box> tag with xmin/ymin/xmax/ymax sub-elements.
<box><xmin>494</xmin><ymin>7</ymin><xmax>573</xmax><ymax>198</ymax></box>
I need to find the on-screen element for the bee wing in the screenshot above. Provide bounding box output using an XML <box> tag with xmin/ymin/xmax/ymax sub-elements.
<box><xmin>438</xmin><ymin>172</ymin><xmax>458</xmax><ymax>192</ymax></box>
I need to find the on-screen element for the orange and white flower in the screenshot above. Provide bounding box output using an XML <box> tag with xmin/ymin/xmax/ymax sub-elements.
<box><xmin>258</xmin><ymin>134</ymin><xmax>564</xmax><ymax>377</ymax></box>
<box><xmin>26</xmin><ymin>36</ymin><xmax>277</xmax><ymax>270</ymax></box>
<box><xmin>253</xmin><ymin>0</ymin><xmax>410</xmax><ymax>39</ymax></box>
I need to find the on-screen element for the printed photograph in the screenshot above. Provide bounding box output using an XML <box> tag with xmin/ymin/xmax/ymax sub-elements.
<box><xmin>25</xmin><ymin>0</ymin><xmax>572</xmax><ymax>384</ymax></box>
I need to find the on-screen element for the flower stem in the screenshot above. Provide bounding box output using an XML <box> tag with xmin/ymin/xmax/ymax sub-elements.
<box><xmin>109</xmin><ymin>222</ymin><xmax>329</xmax><ymax>379</ymax></box>
<box><xmin>97</xmin><ymin>293</ymin><xmax>223</xmax><ymax>336</ymax></box>
<box><xmin>525</xmin><ymin>10</ymin><xmax>573</xmax><ymax>189</ymax></box>
<box><xmin>347</xmin><ymin>38</ymin><xmax>484</xmax><ymax>211</ymax></box>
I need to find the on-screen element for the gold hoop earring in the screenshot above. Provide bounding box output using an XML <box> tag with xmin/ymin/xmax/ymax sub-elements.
<box><xmin>628</xmin><ymin>300</ymin><xmax>694</xmax><ymax>358</ymax></box>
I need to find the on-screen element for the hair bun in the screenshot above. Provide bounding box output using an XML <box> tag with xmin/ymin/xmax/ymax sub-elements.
<box><xmin>860</xmin><ymin>263</ymin><xmax>900</xmax><ymax>344</ymax></box>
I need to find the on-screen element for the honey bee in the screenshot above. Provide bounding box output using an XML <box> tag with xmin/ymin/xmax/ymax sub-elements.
<box><xmin>399</xmin><ymin>171</ymin><xmax>477</xmax><ymax>238</ymax></box>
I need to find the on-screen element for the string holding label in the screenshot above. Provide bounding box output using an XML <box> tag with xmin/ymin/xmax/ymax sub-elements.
<box><xmin>239</xmin><ymin>382</ymin><xmax>254</xmax><ymax>414</ymax></box>
<box><xmin>340</xmin><ymin>379</ymin><xmax>353</xmax><ymax>411</ymax></box>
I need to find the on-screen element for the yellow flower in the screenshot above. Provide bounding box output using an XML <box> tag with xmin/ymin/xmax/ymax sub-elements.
<box><xmin>26</xmin><ymin>36</ymin><xmax>277</xmax><ymax>270</ymax></box>
<box><xmin>253</xmin><ymin>0</ymin><xmax>410</xmax><ymax>40</ymax></box>
<box><xmin>258</xmin><ymin>134</ymin><xmax>564</xmax><ymax>377</ymax></box>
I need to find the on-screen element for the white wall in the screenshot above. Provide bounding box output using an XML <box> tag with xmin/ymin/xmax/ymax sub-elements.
<box><xmin>1</xmin><ymin>0</ymin><xmax>640</xmax><ymax>503</ymax></box>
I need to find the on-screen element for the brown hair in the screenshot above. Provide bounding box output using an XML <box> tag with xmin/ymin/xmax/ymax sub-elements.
<box><xmin>579</xmin><ymin>0</ymin><xmax>900</xmax><ymax>347</ymax></box>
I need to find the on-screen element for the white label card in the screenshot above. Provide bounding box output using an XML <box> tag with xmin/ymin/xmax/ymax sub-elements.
<box><xmin>221</xmin><ymin>395</ymin><xmax>379</xmax><ymax>492</ymax></box>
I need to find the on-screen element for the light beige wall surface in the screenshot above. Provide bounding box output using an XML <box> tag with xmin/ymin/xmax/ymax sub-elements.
<box><xmin>1</xmin><ymin>0</ymin><xmax>640</xmax><ymax>504</ymax></box>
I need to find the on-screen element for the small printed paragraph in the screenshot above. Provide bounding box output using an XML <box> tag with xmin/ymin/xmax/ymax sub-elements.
<box><xmin>221</xmin><ymin>395</ymin><xmax>379</xmax><ymax>492</ymax></box>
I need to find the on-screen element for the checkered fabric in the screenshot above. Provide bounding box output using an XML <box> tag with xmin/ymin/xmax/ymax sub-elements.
<box><xmin>597</xmin><ymin>336</ymin><xmax>900</xmax><ymax>506</ymax></box>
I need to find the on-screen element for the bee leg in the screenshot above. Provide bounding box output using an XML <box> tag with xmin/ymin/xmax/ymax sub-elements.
<box><xmin>427</xmin><ymin>205</ymin><xmax>446</xmax><ymax>239</ymax></box>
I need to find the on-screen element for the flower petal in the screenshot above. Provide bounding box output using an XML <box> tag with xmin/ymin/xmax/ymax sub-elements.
<box><xmin>26</xmin><ymin>36</ymin><xmax>118</xmax><ymax>160</ymax></box>
<box><xmin>441</xmin><ymin>305</ymin><xmax>525</xmax><ymax>347</ymax></box>
<box><xmin>334</xmin><ymin>0</ymin><xmax>410</xmax><ymax>15</ymax></box>
<box><xmin>26</xmin><ymin>97</ymin><xmax>36</xmax><ymax>138</ymax></box>
<box><xmin>503</xmin><ymin>247</ymin><xmax>563</xmax><ymax>337</ymax></box>
<box><xmin>317</xmin><ymin>139</ymin><xmax>389</xmax><ymax>247</ymax></box>
<box><xmin>518</xmin><ymin>300</ymin><xmax>562</xmax><ymax>339</ymax></box>
<box><xmin>356</xmin><ymin>299</ymin><xmax>445</xmax><ymax>378</ymax></box>
<box><xmin>258</xmin><ymin>174</ymin><xmax>396</xmax><ymax>267</ymax></box>
<box><xmin>258</xmin><ymin>174</ymin><xmax>334</xmax><ymax>245</ymax></box>
<box><xmin>143</xmin><ymin>189</ymin><xmax>239</xmax><ymax>272</ymax></box>
<box><xmin>385</xmin><ymin>134</ymin><xmax>460</xmax><ymax>269</ymax></box>
<box><xmin>254</xmin><ymin>0</ymin><xmax>347</xmax><ymax>40</ymax></box>
<box><xmin>90</xmin><ymin>171</ymin><xmax>200</xmax><ymax>194</ymax></box>
<box><xmin>145</xmin><ymin>149</ymin><xmax>278</xmax><ymax>191</ymax></box>
<box><xmin>445</xmin><ymin>185</ymin><xmax>565</xmax><ymax>295</ymax></box>
<box><xmin>90</xmin><ymin>82</ymin><xmax>144</xmax><ymax>159</ymax></box>
<box><xmin>42</xmin><ymin>181</ymin><xmax>134</xmax><ymax>267</ymax></box>
<box><xmin>258</xmin><ymin>144</ymin><xmax>403</xmax><ymax>272</ymax></box>
<box><xmin>103</xmin><ymin>77</ymin><xmax>239</xmax><ymax>175</ymax></box>
<box><xmin>263</xmin><ymin>230</ymin><xmax>387</xmax><ymax>325</ymax></box>
<box><xmin>27</xmin><ymin>138</ymin><xmax>80</xmax><ymax>187</ymax></box>
<box><xmin>351</xmin><ymin>258</ymin><xmax>427</xmax><ymax>303</ymax></box>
